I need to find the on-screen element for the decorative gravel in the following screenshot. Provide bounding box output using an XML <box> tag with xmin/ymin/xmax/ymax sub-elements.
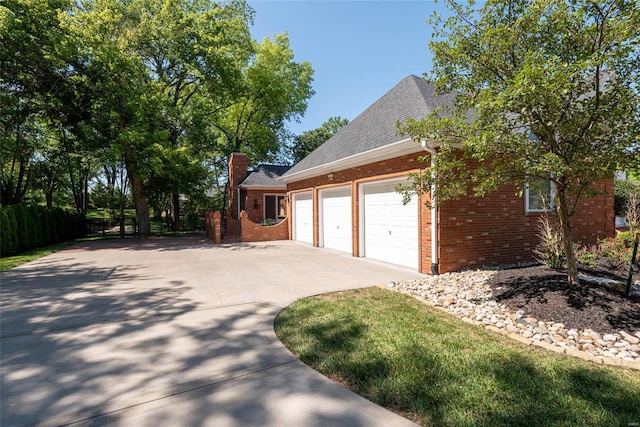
<box><xmin>386</xmin><ymin>267</ymin><xmax>640</xmax><ymax>365</ymax></box>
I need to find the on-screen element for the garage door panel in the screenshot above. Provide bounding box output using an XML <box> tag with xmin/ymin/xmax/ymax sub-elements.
<box><xmin>293</xmin><ymin>192</ymin><xmax>313</xmax><ymax>244</ymax></box>
<box><xmin>363</xmin><ymin>180</ymin><xmax>418</xmax><ymax>269</ymax></box>
<box><xmin>320</xmin><ymin>187</ymin><xmax>352</xmax><ymax>253</ymax></box>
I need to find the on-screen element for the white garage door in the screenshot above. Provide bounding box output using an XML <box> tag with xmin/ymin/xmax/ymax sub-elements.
<box><xmin>362</xmin><ymin>179</ymin><xmax>418</xmax><ymax>269</ymax></box>
<box><xmin>320</xmin><ymin>186</ymin><xmax>352</xmax><ymax>253</ymax></box>
<box><xmin>292</xmin><ymin>192</ymin><xmax>313</xmax><ymax>244</ymax></box>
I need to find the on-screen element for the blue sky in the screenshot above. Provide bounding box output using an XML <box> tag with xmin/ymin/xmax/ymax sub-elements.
<box><xmin>248</xmin><ymin>1</ymin><xmax>446</xmax><ymax>136</ymax></box>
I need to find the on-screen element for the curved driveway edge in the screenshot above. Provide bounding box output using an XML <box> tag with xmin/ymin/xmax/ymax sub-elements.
<box><xmin>1</xmin><ymin>238</ymin><xmax>422</xmax><ymax>426</ymax></box>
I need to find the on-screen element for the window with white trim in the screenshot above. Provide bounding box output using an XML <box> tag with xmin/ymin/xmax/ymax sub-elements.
<box><xmin>525</xmin><ymin>179</ymin><xmax>555</xmax><ymax>212</ymax></box>
<box><xmin>264</xmin><ymin>194</ymin><xmax>285</xmax><ymax>221</ymax></box>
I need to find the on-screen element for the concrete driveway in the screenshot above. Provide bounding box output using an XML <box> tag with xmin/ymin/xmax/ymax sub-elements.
<box><xmin>1</xmin><ymin>238</ymin><xmax>422</xmax><ymax>427</ymax></box>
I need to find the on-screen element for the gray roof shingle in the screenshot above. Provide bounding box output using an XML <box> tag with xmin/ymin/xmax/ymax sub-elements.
<box><xmin>240</xmin><ymin>164</ymin><xmax>291</xmax><ymax>188</ymax></box>
<box><xmin>282</xmin><ymin>75</ymin><xmax>457</xmax><ymax>177</ymax></box>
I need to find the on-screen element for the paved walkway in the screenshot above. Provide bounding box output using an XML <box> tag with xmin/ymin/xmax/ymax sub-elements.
<box><xmin>1</xmin><ymin>238</ymin><xmax>422</xmax><ymax>426</ymax></box>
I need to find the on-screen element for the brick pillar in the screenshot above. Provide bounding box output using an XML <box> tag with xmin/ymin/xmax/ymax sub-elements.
<box><xmin>213</xmin><ymin>211</ymin><xmax>222</xmax><ymax>244</ymax></box>
<box><xmin>228</xmin><ymin>153</ymin><xmax>248</xmax><ymax>219</ymax></box>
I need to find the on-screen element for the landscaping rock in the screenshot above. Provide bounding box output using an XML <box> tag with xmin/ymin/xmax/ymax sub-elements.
<box><xmin>386</xmin><ymin>268</ymin><xmax>640</xmax><ymax>365</ymax></box>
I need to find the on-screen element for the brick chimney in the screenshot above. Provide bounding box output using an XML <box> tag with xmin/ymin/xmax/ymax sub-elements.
<box><xmin>228</xmin><ymin>153</ymin><xmax>248</xmax><ymax>219</ymax></box>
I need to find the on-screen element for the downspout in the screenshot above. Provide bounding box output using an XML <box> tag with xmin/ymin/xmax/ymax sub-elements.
<box><xmin>421</xmin><ymin>140</ymin><xmax>439</xmax><ymax>275</ymax></box>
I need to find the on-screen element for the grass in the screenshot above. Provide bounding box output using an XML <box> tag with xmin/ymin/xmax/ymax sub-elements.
<box><xmin>0</xmin><ymin>241</ymin><xmax>76</xmax><ymax>271</ymax></box>
<box><xmin>275</xmin><ymin>287</ymin><xmax>640</xmax><ymax>427</ymax></box>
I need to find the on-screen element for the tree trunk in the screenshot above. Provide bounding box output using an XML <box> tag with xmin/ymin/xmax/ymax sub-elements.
<box><xmin>171</xmin><ymin>192</ymin><xmax>181</xmax><ymax>231</ymax></box>
<box><xmin>556</xmin><ymin>188</ymin><xmax>579</xmax><ymax>287</ymax></box>
<box><xmin>129</xmin><ymin>171</ymin><xmax>151</xmax><ymax>236</ymax></box>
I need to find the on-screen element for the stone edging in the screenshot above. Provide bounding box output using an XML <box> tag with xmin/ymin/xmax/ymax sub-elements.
<box><xmin>381</xmin><ymin>270</ymin><xmax>640</xmax><ymax>372</ymax></box>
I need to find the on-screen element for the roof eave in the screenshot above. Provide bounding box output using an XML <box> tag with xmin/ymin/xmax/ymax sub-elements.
<box><xmin>238</xmin><ymin>184</ymin><xmax>288</xmax><ymax>190</ymax></box>
<box><xmin>278</xmin><ymin>138</ymin><xmax>421</xmax><ymax>184</ymax></box>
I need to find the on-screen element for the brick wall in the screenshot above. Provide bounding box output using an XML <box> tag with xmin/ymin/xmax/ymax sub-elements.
<box><xmin>286</xmin><ymin>152</ymin><xmax>614</xmax><ymax>274</ymax></box>
<box><xmin>243</xmin><ymin>189</ymin><xmax>287</xmax><ymax>223</ymax></box>
<box><xmin>286</xmin><ymin>152</ymin><xmax>429</xmax><ymax>265</ymax></box>
<box><xmin>240</xmin><ymin>211</ymin><xmax>289</xmax><ymax>242</ymax></box>
<box><xmin>437</xmin><ymin>169</ymin><xmax>614</xmax><ymax>273</ymax></box>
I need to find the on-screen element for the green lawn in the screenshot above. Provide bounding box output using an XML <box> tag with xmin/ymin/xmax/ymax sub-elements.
<box><xmin>0</xmin><ymin>241</ymin><xmax>76</xmax><ymax>271</ymax></box>
<box><xmin>275</xmin><ymin>287</ymin><xmax>640</xmax><ymax>427</ymax></box>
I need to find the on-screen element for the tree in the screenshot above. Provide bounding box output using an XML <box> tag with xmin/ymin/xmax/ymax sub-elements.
<box><xmin>291</xmin><ymin>116</ymin><xmax>349</xmax><ymax>163</ymax></box>
<box><xmin>209</xmin><ymin>32</ymin><xmax>315</xmax><ymax>163</ymax></box>
<box><xmin>399</xmin><ymin>0</ymin><xmax>640</xmax><ymax>287</ymax></box>
<box><xmin>64</xmin><ymin>0</ymin><xmax>255</xmax><ymax>235</ymax></box>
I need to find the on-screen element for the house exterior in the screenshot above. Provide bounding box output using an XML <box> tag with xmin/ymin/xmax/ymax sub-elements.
<box><xmin>278</xmin><ymin>75</ymin><xmax>614</xmax><ymax>274</ymax></box>
<box><xmin>228</xmin><ymin>153</ymin><xmax>290</xmax><ymax>224</ymax></box>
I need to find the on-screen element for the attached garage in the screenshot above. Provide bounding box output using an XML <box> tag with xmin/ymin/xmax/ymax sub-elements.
<box><xmin>292</xmin><ymin>191</ymin><xmax>313</xmax><ymax>244</ymax></box>
<box><xmin>360</xmin><ymin>179</ymin><xmax>418</xmax><ymax>269</ymax></box>
<box><xmin>319</xmin><ymin>186</ymin><xmax>352</xmax><ymax>253</ymax></box>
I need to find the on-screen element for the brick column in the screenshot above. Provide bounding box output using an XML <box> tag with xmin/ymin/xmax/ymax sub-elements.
<box><xmin>213</xmin><ymin>211</ymin><xmax>222</xmax><ymax>244</ymax></box>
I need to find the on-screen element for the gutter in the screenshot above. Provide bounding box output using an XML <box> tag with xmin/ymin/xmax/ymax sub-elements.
<box><xmin>421</xmin><ymin>140</ymin><xmax>439</xmax><ymax>275</ymax></box>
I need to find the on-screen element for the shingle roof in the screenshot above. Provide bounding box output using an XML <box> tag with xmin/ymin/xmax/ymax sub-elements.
<box><xmin>282</xmin><ymin>75</ymin><xmax>457</xmax><ymax>178</ymax></box>
<box><xmin>239</xmin><ymin>164</ymin><xmax>291</xmax><ymax>188</ymax></box>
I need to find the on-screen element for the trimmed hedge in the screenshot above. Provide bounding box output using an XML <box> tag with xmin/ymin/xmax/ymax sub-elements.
<box><xmin>0</xmin><ymin>204</ymin><xmax>87</xmax><ymax>257</ymax></box>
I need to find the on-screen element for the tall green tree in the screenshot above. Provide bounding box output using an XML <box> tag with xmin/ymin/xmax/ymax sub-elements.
<box><xmin>209</xmin><ymin>32</ymin><xmax>315</xmax><ymax>164</ymax></box>
<box><xmin>291</xmin><ymin>116</ymin><xmax>349</xmax><ymax>163</ymax></box>
<box><xmin>0</xmin><ymin>0</ymin><xmax>71</xmax><ymax>205</ymax></box>
<box><xmin>65</xmin><ymin>0</ymin><xmax>255</xmax><ymax>235</ymax></box>
<box><xmin>399</xmin><ymin>0</ymin><xmax>640</xmax><ymax>287</ymax></box>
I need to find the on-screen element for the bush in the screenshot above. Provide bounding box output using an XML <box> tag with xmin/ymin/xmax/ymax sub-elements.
<box><xmin>534</xmin><ymin>214</ymin><xmax>565</xmax><ymax>269</ymax></box>
<box><xmin>597</xmin><ymin>237</ymin><xmax>632</xmax><ymax>269</ymax></box>
<box><xmin>27</xmin><ymin>205</ymin><xmax>43</xmax><ymax>248</ymax></box>
<box><xmin>0</xmin><ymin>208</ymin><xmax>13</xmax><ymax>256</ymax></box>
<box><xmin>574</xmin><ymin>244</ymin><xmax>597</xmax><ymax>267</ymax></box>
<box><xmin>14</xmin><ymin>204</ymin><xmax>33</xmax><ymax>252</ymax></box>
<box><xmin>614</xmin><ymin>179</ymin><xmax>639</xmax><ymax>217</ymax></box>
<box><xmin>5</xmin><ymin>206</ymin><xmax>18</xmax><ymax>254</ymax></box>
<box><xmin>46</xmin><ymin>209</ymin><xmax>57</xmax><ymax>243</ymax></box>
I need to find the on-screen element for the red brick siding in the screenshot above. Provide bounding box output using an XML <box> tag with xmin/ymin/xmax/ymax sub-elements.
<box><xmin>287</xmin><ymin>152</ymin><xmax>428</xmax><ymax>261</ymax></box>
<box><xmin>240</xmin><ymin>211</ymin><xmax>289</xmax><ymax>242</ymax></box>
<box><xmin>243</xmin><ymin>189</ymin><xmax>287</xmax><ymax>223</ymax></box>
<box><xmin>437</xmin><ymin>180</ymin><xmax>614</xmax><ymax>273</ymax></box>
<box><xmin>286</xmin><ymin>152</ymin><xmax>613</xmax><ymax>274</ymax></box>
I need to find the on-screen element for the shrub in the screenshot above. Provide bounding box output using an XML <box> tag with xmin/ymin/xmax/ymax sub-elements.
<box><xmin>27</xmin><ymin>206</ymin><xmax>43</xmax><ymax>249</ymax></box>
<box><xmin>0</xmin><ymin>208</ymin><xmax>13</xmax><ymax>256</ymax></box>
<box><xmin>614</xmin><ymin>179</ymin><xmax>639</xmax><ymax>217</ymax></box>
<box><xmin>534</xmin><ymin>214</ymin><xmax>565</xmax><ymax>269</ymax></box>
<box><xmin>5</xmin><ymin>206</ymin><xmax>18</xmax><ymax>254</ymax></box>
<box><xmin>46</xmin><ymin>209</ymin><xmax>57</xmax><ymax>243</ymax></box>
<box><xmin>574</xmin><ymin>244</ymin><xmax>597</xmax><ymax>267</ymax></box>
<box><xmin>597</xmin><ymin>237</ymin><xmax>632</xmax><ymax>269</ymax></box>
<box><xmin>14</xmin><ymin>204</ymin><xmax>33</xmax><ymax>252</ymax></box>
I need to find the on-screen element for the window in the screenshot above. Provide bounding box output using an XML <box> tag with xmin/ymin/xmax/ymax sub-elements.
<box><xmin>264</xmin><ymin>195</ymin><xmax>285</xmax><ymax>221</ymax></box>
<box><xmin>525</xmin><ymin>179</ymin><xmax>555</xmax><ymax>212</ymax></box>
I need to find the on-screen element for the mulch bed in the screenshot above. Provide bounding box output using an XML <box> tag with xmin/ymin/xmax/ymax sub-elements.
<box><xmin>487</xmin><ymin>264</ymin><xmax>640</xmax><ymax>335</ymax></box>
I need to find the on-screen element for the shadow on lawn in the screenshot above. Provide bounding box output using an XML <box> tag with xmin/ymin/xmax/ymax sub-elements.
<box><xmin>278</xmin><ymin>295</ymin><xmax>640</xmax><ymax>426</ymax></box>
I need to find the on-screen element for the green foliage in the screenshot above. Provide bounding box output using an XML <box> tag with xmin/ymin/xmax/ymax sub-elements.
<box><xmin>574</xmin><ymin>244</ymin><xmax>598</xmax><ymax>268</ymax></box>
<box><xmin>0</xmin><ymin>204</ymin><xmax>86</xmax><ymax>256</ymax></box>
<box><xmin>291</xmin><ymin>116</ymin><xmax>349</xmax><ymax>163</ymax></box>
<box><xmin>597</xmin><ymin>237</ymin><xmax>632</xmax><ymax>269</ymax></box>
<box><xmin>46</xmin><ymin>209</ymin><xmax>57</xmax><ymax>243</ymax></box>
<box><xmin>5</xmin><ymin>206</ymin><xmax>18</xmax><ymax>254</ymax></box>
<box><xmin>614</xmin><ymin>179</ymin><xmax>640</xmax><ymax>216</ymax></box>
<box><xmin>398</xmin><ymin>0</ymin><xmax>640</xmax><ymax>286</ymax></box>
<box><xmin>14</xmin><ymin>204</ymin><xmax>32</xmax><ymax>252</ymax></box>
<box><xmin>0</xmin><ymin>208</ymin><xmax>13</xmax><ymax>255</ymax></box>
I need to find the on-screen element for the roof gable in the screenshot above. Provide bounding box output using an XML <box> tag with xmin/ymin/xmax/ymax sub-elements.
<box><xmin>282</xmin><ymin>75</ymin><xmax>457</xmax><ymax>179</ymax></box>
